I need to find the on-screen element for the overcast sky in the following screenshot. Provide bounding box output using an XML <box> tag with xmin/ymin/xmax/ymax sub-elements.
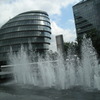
<box><xmin>0</xmin><ymin>0</ymin><xmax>80</xmax><ymax>51</ymax></box>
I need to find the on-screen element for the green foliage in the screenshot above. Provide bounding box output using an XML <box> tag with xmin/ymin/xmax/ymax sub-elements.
<box><xmin>64</xmin><ymin>41</ymin><xmax>78</xmax><ymax>56</ymax></box>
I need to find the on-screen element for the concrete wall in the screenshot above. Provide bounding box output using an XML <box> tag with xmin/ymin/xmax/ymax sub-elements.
<box><xmin>56</xmin><ymin>35</ymin><xmax>64</xmax><ymax>54</ymax></box>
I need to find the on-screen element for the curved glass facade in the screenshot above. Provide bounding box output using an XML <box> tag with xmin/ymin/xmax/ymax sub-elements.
<box><xmin>7</xmin><ymin>16</ymin><xmax>50</xmax><ymax>23</ymax></box>
<box><xmin>2</xmin><ymin>20</ymin><xmax>50</xmax><ymax>29</ymax></box>
<box><xmin>0</xmin><ymin>25</ymin><xmax>51</xmax><ymax>34</ymax></box>
<box><xmin>0</xmin><ymin>11</ymin><xmax>51</xmax><ymax>61</ymax></box>
<box><xmin>0</xmin><ymin>31</ymin><xmax>50</xmax><ymax>40</ymax></box>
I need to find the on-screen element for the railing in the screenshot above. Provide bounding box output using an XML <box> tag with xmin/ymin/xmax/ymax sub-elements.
<box><xmin>0</xmin><ymin>60</ymin><xmax>58</xmax><ymax>76</ymax></box>
<box><xmin>0</xmin><ymin>65</ymin><xmax>12</xmax><ymax>80</ymax></box>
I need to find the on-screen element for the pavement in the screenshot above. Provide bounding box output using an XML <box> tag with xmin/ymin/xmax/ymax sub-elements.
<box><xmin>0</xmin><ymin>92</ymin><xmax>51</xmax><ymax>100</ymax></box>
<box><xmin>0</xmin><ymin>84</ymin><xmax>100</xmax><ymax>100</ymax></box>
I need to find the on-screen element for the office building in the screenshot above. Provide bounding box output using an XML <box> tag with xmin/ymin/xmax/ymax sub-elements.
<box><xmin>0</xmin><ymin>11</ymin><xmax>51</xmax><ymax>64</ymax></box>
<box><xmin>73</xmin><ymin>0</ymin><xmax>100</xmax><ymax>55</ymax></box>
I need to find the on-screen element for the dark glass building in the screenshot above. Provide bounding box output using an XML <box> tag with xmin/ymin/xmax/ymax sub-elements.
<box><xmin>73</xmin><ymin>0</ymin><xmax>100</xmax><ymax>55</ymax></box>
<box><xmin>0</xmin><ymin>11</ymin><xmax>51</xmax><ymax>63</ymax></box>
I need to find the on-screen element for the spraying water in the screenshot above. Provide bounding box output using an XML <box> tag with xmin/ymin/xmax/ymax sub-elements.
<box><xmin>8</xmin><ymin>38</ymin><xmax>100</xmax><ymax>90</ymax></box>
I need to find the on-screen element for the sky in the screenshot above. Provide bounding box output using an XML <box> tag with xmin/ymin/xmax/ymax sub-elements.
<box><xmin>0</xmin><ymin>0</ymin><xmax>80</xmax><ymax>51</ymax></box>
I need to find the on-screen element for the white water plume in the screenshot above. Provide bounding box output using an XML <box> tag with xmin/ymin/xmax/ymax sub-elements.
<box><xmin>9</xmin><ymin>45</ymin><xmax>34</xmax><ymax>84</ymax></box>
<box><xmin>8</xmin><ymin>38</ymin><xmax>100</xmax><ymax>90</ymax></box>
<box><xmin>81</xmin><ymin>37</ymin><xmax>100</xmax><ymax>89</ymax></box>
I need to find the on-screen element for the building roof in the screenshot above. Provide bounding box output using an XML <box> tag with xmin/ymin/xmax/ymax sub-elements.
<box><xmin>18</xmin><ymin>10</ymin><xmax>48</xmax><ymax>16</ymax></box>
<box><xmin>73</xmin><ymin>0</ymin><xmax>92</xmax><ymax>7</ymax></box>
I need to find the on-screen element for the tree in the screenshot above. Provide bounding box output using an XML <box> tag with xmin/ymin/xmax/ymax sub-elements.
<box><xmin>64</xmin><ymin>42</ymin><xmax>78</xmax><ymax>56</ymax></box>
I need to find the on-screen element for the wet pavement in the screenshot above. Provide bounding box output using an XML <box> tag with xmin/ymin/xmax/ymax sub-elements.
<box><xmin>0</xmin><ymin>84</ymin><xmax>100</xmax><ymax>100</ymax></box>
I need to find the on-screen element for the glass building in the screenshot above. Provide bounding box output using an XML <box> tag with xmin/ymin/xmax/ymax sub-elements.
<box><xmin>73</xmin><ymin>0</ymin><xmax>100</xmax><ymax>55</ymax></box>
<box><xmin>0</xmin><ymin>11</ymin><xmax>51</xmax><ymax>63</ymax></box>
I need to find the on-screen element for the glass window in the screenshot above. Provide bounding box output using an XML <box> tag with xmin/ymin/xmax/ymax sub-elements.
<box><xmin>0</xmin><ymin>37</ymin><xmax>50</xmax><ymax>46</ymax></box>
<box><xmin>2</xmin><ymin>20</ymin><xmax>50</xmax><ymax>29</ymax></box>
<box><xmin>0</xmin><ymin>25</ymin><xmax>51</xmax><ymax>34</ymax></box>
<box><xmin>8</xmin><ymin>16</ymin><xmax>50</xmax><ymax>23</ymax></box>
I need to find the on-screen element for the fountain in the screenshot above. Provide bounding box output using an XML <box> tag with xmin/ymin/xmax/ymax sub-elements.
<box><xmin>0</xmin><ymin>37</ymin><xmax>100</xmax><ymax>100</ymax></box>
<box><xmin>7</xmin><ymin>37</ymin><xmax>100</xmax><ymax>90</ymax></box>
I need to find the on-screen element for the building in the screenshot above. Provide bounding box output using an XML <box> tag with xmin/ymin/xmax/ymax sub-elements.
<box><xmin>0</xmin><ymin>11</ymin><xmax>51</xmax><ymax>64</ymax></box>
<box><xmin>73</xmin><ymin>0</ymin><xmax>100</xmax><ymax>55</ymax></box>
<box><xmin>56</xmin><ymin>35</ymin><xmax>64</xmax><ymax>54</ymax></box>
